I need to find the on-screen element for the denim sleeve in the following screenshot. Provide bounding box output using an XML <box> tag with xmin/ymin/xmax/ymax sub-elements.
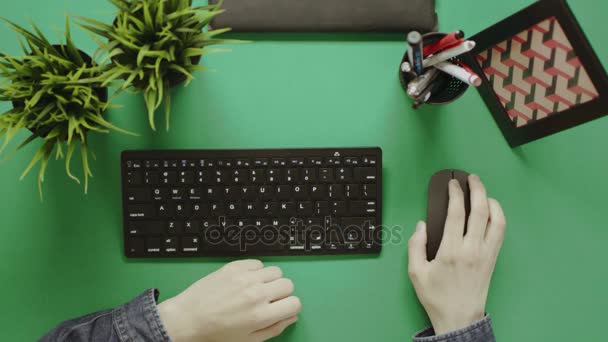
<box><xmin>39</xmin><ymin>289</ymin><xmax>171</xmax><ymax>342</ymax></box>
<box><xmin>413</xmin><ymin>315</ymin><xmax>495</xmax><ymax>342</ymax></box>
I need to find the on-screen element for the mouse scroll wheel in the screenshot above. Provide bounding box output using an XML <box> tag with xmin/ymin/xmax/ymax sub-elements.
<box><xmin>450</xmin><ymin>170</ymin><xmax>455</xmax><ymax>179</ymax></box>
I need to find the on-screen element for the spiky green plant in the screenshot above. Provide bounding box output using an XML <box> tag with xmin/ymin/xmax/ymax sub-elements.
<box><xmin>77</xmin><ymin>0</ymin><xmax>239</xmax><ymax>131</ymax></box>
<box><xmin>0</xmin><ymin>19</ymin><xmax>135</xmax><ymax>198</ymax></box>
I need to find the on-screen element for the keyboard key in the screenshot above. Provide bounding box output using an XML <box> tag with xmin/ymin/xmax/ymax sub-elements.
<box><xmin>175</xmin><ymin>203</ymin><xmax>190</xmax><ymax>218</ymax></box>
<box><xmin>307</xmin><ymin>157</ymin><xmax>323</xmax><ymax>166</ymax></box>
<box><xmin>232</xmin><ymin>170</ymin><xmax>246</xmax><ymax>184</ymax></box>
<box><xmin>167</xmin><ymin>221</ymin><xmax>184</xmax><ymax>234</ymax></box>
<box><xmin>293</xmin><ymin>185</ymin><xmax>308</xmax><ymax>199</ymax></box>
<box><xmin>128</xmin><ymin>204</ymin><xmax>153</xmax><ymax>219</ymax></box>
<box><xmin>276</xmin><ymin>185</ymin><xmax>291</xmax><ymax>200</ymax></box>
<box><xmin>330</xmin><ymin>201</ymin><xmax>347</xmax><ymax>215</ymax></box>
<box><xmin>263</xmin><ymin>202</ymin><xmax>278</xmax><ymax>216</ymax></box>
<box><xmin>284</xmin><ymin>169</ymin><xmax>299</xmax><ymax>183</ymax></box>
<box><xmin>179</xmin><ymin>171</ymin><xmax>194</xmax><ymax>184</ymax></box>
<box><xmin>289</xmin><ymin>158</ymin><xmax>305</xmax><ymax>166</ymax></box>
<box><xmin>170</xmin><ymin>188</ymin><xmax>185</xmax><ymax>199</ymax></box>
<box><xmin>241</xmin><ymin>186</ymin><xmax>257</xmax><ymax>200</ymax></box>
<box><xmin>267</xmin><ymin>169</ymin><xmax>282</xmax><ymax>183</ymax></box>
<box><xmin>341</xmin><ymin>217</ymin><xmax>376</xmax><ymax>231</ymax></box>
<box><xmin>349</xmin><ymin>201</ymin><xmax>377</xmax><ymax>215</ymax></box>
<box><xmin>362</xmin><ymin>184</ymin><xmax>376</xmax><ymax>198</ymax></box>
<box><xmin>329</xmin><ymin>184</ymin><xmax>344</xmax><ymax>199</ymax></box>
<box><xmin>258</xmin><ymin>185</ymin><xmax>275</xmax><ymax>200</ymax></box>
<box><xmin>279</xmin><ymin>202</ymin><xmax>296</xmax><ymax>216</ymax></box>
<box><xmin>187</xmin><ymin>187</ymin><xmax>202</xmax><ymax>199</ymax></box>
<box><xmin>127</xmin><ymin>221</ymin><xmax>163</xmax><ymax>236</ymax></box>
<box><xmin>204</xmin><ymin>186</ymin><xmax>220</xmax><ymax>200</ymax></box>
<box><xmin>244</xmin><ymin>202</ymin><xmax>260</xmax><ymax>216</ymax></box>
<box><xmin>157</xmin><ymin>203</ymin><xmax>171</xmax><ymax>218</ymax></box>
<box><xmin>127</xmin><ymin>171</ymin><xmax>143</xmax><ymax>185</ymax></box>
<box><xmin>227</xmin><ymin>202</ymin><xmax>242</xmax><ymax>216</ymax></box>
<box><xmin>362</xmin><ymin>156</ymin><xmax>377</xmax><ymax>165</ymax></box>
<box><xmin>184</xmin><ymin>220</ymin><xmax>200</xmax><ymax>234</ymax></box>
<box><xmin>223</xmin><ymin>186</ymin><xmax>240</xmax><ymax>200</ymax></box>
<box><xmin>144</xmin><ymin>171</ymin><xmax>159</xmax><ymax>185</ymax></box>
<box><xmin>146</xmin><ymin>238</ymin><xmax>161</xmax><ymax>253</ymax></box>
<box><xmin>301</xmin><ymin>168</ymin><xmax>316</xmax><ymax>182</ymax></box>
<box><xmin>310</xmin><ymin>184</ymin><xmax>326</xmax><ymax>199</ymax></box>
<box><xmin>345</xmin><ymin>184</ymin><xmax>360</xmax><ymax>199</ymax></box>
<box><xmin>297</xmin><ymin>202</ymin><xmax>313</xmax><ymax>216</ymax></box>
<box><xmin>212</xmin><ymin>169</ymin><xmax>228</xmax><ymax>184</ymax></box>
<box><xmin>343</xmin><ymin>157</ymin><xmax>359</xmax><ymax>165</ymax></box>
<box><xmin>210</xmin><ymin>203</ymin><xmax>225</xmax><ymax>216</ymax></box>
<box><xmin>254</xmin><ymin>158</ymin><xmax>269</xmax><ymax>167</ymax></box>
<box><xmin>236</xmin><ymin>159</ymin><xmax>250</xmax><ymax>167</ymax></box>
<box><xmin>354</xmin><ymin>167</ymin><xmax>376</xmax><ymax>182</ymax></box>
<box><xmin>336</xmin><ymin>168</ymin><xmax>353</xmax><ymax>182</ymax></box>
<box><xmin>164</xmin><ymin>237</ymin><xmax>178</xmax><ymax>253</ymax></box>
<box><xmin>217</xmin><ymin>159</ymin><xmax>233</xmax><ymax>168</ymax></box>
<box><xmin>250</xmin><ymin>169</ymin><xmax>265</xmax><ymax>184</ymax></box>
<box><xmin>271</xmin><ymin>158</ymin><xmax>286</xmax><ymax>166</ymax></box>
<box><xmin>314</xmin><ymin>201</ymin><xmax>329</xmax><ymax>216</ymax></box>
<box><xmin>324</xmin><ymin>157</ymin><xmax>341</xmax><ymax>166</ymax></box>
<box><xmin>320</xmin><ymin>168</ymin><xmax>334</xmax><ymax>182</ymax></box>
<box><xmin>195</xmin><ymin>170</ymin><xmax>209</xmax><ymax>184</ymax></box>
<box><xmin>127</xmin><ymin>188</ymin><xmax>150</xmax><ymax>202</ymax></box>
<box><xmin>182</xmin><ymin>237</ymin><xmax>200</xmax><ymax>253</ymax></box>
<box><xmin>161</xmin><ymin>171</ymin><xmax>177</xmax><ymax>185</ymax></box>
<box><xmin>127</xmin><ymin>238</ymin><xmax>144</xmax><ymax>254</ymax></box>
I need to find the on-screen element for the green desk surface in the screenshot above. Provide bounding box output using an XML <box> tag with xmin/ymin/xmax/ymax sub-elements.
<box><xmin>1</xmin><ymin>0</ymin><xmax>607</xmax><ymax>340</ymax></box>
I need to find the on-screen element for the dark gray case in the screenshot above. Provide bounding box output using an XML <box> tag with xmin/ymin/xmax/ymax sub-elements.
<box><xmin>209</xmin><ymin>0</ymin><xmax>437</xmax><ymax>33</ymax></box>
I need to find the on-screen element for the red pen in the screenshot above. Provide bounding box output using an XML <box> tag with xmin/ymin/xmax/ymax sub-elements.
<box><xmin>423</xmin><ymin>30</ymin><xmax>465</xmax><ymax>57</ymax></box>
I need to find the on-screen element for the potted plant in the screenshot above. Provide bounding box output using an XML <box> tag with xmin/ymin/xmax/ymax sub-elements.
<box><xmin>77</xmin><ymin>0</ymin><xmax>239</xmax><ymax>131</ymax></box>
<box><xmin>0</xmin><ymin>19</ymin><xmax>135</xmax><ymax>198</ymax></box>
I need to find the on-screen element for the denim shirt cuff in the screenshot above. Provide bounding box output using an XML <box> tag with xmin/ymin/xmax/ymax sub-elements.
<box><xmin>113</xmin><ymin>288</ymin><xmax>171</xmax><ymax>342</ymax></box>
<box><xmin>413</xmin><ymin>315</ymin><xmax>495</xmax><ymax>342</ymax></box>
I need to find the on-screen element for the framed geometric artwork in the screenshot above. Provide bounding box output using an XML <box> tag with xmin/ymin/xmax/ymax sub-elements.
<box><xmin>467</xmin><ymin>0</ymin><xmax>608</xmax><ymax>147</ymax></box>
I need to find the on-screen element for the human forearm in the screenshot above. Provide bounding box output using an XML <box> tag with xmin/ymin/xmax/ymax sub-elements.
<box><xmin>413</xmin><ymin>315</ymin><xmax>495</xmax><ymax>342</ymax></box>
<box><xmin>39</xmin><ymin>289</ymin><xmax>169</xmax><ymax>342</ymax></box>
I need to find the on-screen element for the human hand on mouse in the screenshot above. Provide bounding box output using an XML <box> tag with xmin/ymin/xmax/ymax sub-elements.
<box><xmin>158</xmin><ymin>259</ymin><xmax>301</xmax><ymax>342</ymax></box>
<box><xmin>408</xmin><ymin>174</ymin><xmax>506</xmax><ymax>335</ymax></box>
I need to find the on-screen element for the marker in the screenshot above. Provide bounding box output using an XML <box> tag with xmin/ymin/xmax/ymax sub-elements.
<box><xmin>407</xmin><ymin>68</ymin><xmax>439</xmax><ymax>97</ymax></box>
<box><xmin>407</xmin><ymin>31</ymin><xmax>425</xmax><ymax>75</ymax></box>
<box><xmin>423</xmin><ymin>30</ymin><xmax>465</xmax><ymax>56</ymax></box>
<box><xmin>434</xmin><ymin>61</ymin><xmax>482</xmax><ymax>87</ymax></box>
<box><xmin>423</xmin><ymin>40</ymin><xmax>476</xmax><ymax>68</ymax></box>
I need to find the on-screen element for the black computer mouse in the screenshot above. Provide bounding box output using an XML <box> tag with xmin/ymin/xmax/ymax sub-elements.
<box><xmin>426</xmin><ymin>169</ymin><xmax>471</xmax><ymax>260</ymax></box>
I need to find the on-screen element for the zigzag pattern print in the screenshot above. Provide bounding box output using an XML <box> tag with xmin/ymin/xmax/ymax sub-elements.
<box><xmin>476</xmin><ymin>17</ymin><xmax>599</xmax><ymax>127</ymax></box>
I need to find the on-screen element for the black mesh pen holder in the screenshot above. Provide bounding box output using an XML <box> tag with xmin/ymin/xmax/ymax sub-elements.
<box><xmin>399</xmin><ymin>32</ymin><xmax>469</xmax><ymax>105</ymax></box>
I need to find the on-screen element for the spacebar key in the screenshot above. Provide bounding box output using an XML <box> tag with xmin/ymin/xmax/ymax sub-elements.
<box><xmin>128</xmin><ymin>204</ymin><xmax>154</xmax><ymax>219</ymax></box>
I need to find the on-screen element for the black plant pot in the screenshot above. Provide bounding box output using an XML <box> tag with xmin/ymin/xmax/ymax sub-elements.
<box><xmin>11</xmin><ymin>45</ymin><xmax>108</xmax><ymax>138</ymax></box>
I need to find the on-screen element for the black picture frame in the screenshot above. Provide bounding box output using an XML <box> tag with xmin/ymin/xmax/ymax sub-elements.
<box><xmin>466</xmin><ymin>0</ymin><xmax>608</xmax><ymax>147</ymax></box>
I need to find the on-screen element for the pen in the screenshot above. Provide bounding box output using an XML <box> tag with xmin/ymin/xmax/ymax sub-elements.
<box><xmin>423</xmin><ymin>30</ymin><xmax>465</xmax><ymax>56</ymax></box>
<box><xmin>407</xmin><ymin>68</ymin><xmax>440</xmax><ymax>97</ymax></box>
<box><xmin>413</xmin><ymin>76</ymin><xmax>447</xmax><ymax>109</ymax></box>
<box><xmin>434</xmin><ymin>61</ymin><xmax>482</xmax><ymax>87</ymax></box>
<box><xmin>423</xmin><ymin>40</ymin><xmax>476</xmax><ymax>68</ymax></box>
<box><xmin>407</xmin><ymin>31</ymin><xmax>425</xmax><ymax>75</ymax></box>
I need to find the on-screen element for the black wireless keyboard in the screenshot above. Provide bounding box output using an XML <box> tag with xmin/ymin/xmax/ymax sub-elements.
<box><xmin>121</xmin><ymin>148</ymin><xmax>382</xmax><ymax>257</ymax></box>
